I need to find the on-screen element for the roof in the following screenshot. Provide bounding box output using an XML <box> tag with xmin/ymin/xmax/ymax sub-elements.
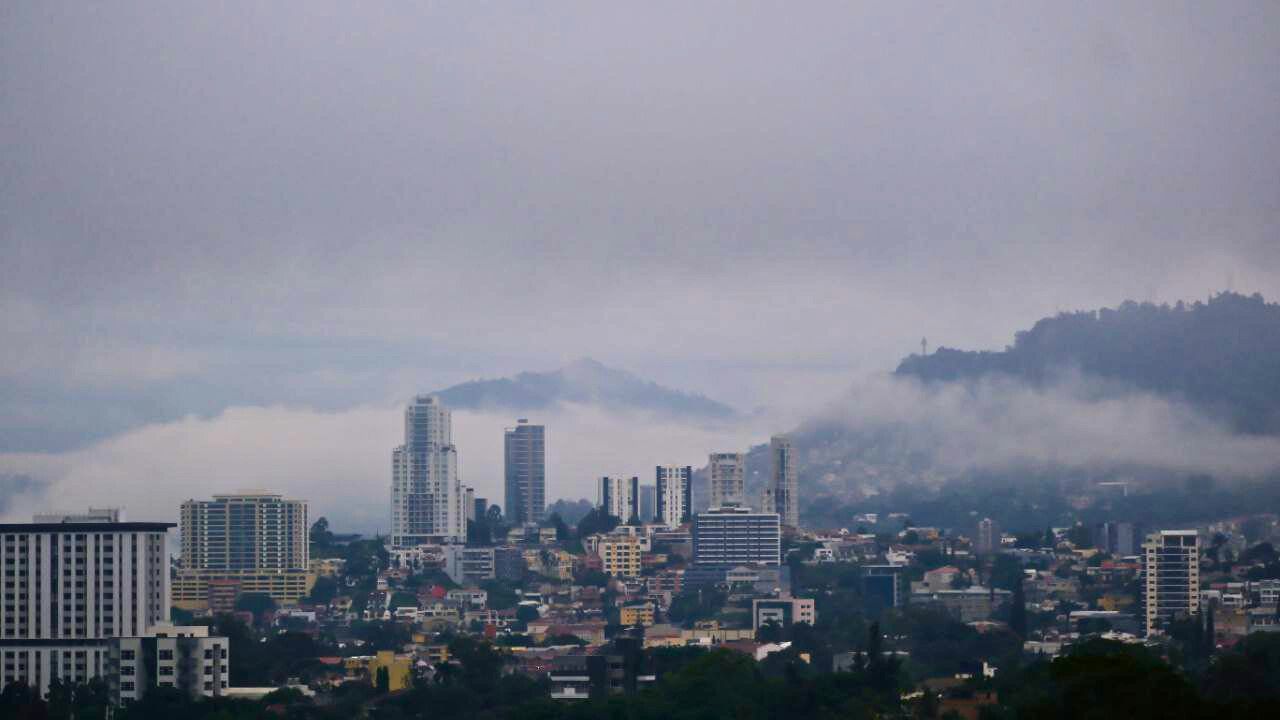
<box><xmin>0</xmin><ymin>522</ymin><xmax>176</xmax><ymax>533</ymax></box>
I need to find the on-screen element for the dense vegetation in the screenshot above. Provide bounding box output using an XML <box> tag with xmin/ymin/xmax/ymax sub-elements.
<box><xmin>896</xmin><ymin>292</ymin><xmax>1280</xmax><ymax>434</ymax></box>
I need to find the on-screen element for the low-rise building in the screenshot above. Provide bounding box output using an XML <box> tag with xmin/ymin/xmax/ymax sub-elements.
<box><xmin>108</xmin><ymin>624</ymin><xmax>231</xmax><ymax>704</ymax></box>
<box><xmin>752</xmin><ymin>597</ymin><xmax>816</xmax><ymax>630</ymax></box>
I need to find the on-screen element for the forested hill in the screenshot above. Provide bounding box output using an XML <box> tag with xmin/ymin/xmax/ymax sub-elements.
<box><xmin>895</xmin><ymin>292</ymin><xmax>1280</xmax><ymax>434</ymax></box>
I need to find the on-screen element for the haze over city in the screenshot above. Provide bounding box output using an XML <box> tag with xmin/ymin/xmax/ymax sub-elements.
<box><xmin>3</xmin><ymin>4</ymin><xmax>1280</xmax><ymax>717</ymax></box>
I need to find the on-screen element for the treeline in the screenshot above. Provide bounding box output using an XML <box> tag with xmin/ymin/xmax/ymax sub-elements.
<box><xmin>895</xmin><ymin>292</ymin><xmax>1280</xmax><ymax>434</ymax></box>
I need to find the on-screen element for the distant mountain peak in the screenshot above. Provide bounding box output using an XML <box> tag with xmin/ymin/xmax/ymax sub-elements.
<box><xmin>432</xmin><ymin>360</ymin><xmax>738</xmax><ymax>419</ymax></box>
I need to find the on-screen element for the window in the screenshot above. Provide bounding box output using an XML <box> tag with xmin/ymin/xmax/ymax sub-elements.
<box><xmin>158</xmin><ymin>649</ymin><xmax>173</xmax><ymax>660</ymax></box>
<box><xmin>158</xmin><ymin>666</ymin><xmax>173</xmax><ymax>676</ymax></box>
<box><xmin>120</xmin><ymin>666</ymin><xmax>134</xmax><ymax>676</ymax></box>
<box><xmin>120</xmin><ymin>650</ymin><xmax>135</xmax><ymax>660</ymax></box>
<box><xmin>121</xmin><ymin>682</ymin><xmax>134</xmax><ymax>692</ymax></box>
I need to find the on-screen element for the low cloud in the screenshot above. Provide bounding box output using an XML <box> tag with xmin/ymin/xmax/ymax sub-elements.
<box><xmin>810</xmin><ymin>373</ymin><xmax>1280</xmax><ymax>482</ymax></box>
<box><xmin>0</xmin><ymin>402</ymin><xmax>777</xmax><ymax>533</ymax></box>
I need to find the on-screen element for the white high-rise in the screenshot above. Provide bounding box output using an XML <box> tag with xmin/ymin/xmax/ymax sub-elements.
<box><xmin>1142</xmin><ymin>529</ymin><xmax>1201</xmax><ymax>636</ymax></box>
<box><xmin>598</xmin><ymin>476</ymin><xmax>639</xmax><ymax>522</ymax></box>
<box><xmin>708</xmin><ymin>452</ymin><xmax>745</xmax><ymax>508</ymax></box>
<box><xmin>392</xmin><ymin>396</ymin><xmax>465</xmax><ymax>547</ymax></box>
<box><xmin>0</xmin><ymin>509</ymin><xmax>172</xmax><ymax>696</ymax></box>
<box><xmin>655</xmin><ymin>465</ymin><xmax>693</xmax><ymax>528</ymax></box>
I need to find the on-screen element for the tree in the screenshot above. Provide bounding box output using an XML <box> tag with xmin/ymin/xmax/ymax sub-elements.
<box><xmin>1010</xmin><ymin>578</ymin><xmax>1028</xmax><ymax>639</ymax></box>
<box><xmin>576</xmin><ymin>507</ymin><xmax>621</xmax><ymax>538</ymax></box>
<box><xmin>235</xmin><ymin>591</ymin><xmax>277</xmax><ymax>618</ymax></box>
<box><xmin>376</xmin><ymin>665</ymin><xmax>390</xmax><ymax>693</ymax></box>
<box><xmin>308</xmin><ymin>576</ymin><xmax>338</xmax><ymax>605</ymax></box>
<box><xmin>310</xmin><ymin>516</ymin><xmax>334</xmax><ymax>546</ymax></box>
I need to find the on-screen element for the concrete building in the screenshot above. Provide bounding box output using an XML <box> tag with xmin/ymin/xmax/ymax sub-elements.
<box><xmin>692</xmin><ymin>506</ymin><xmax>781</xmax><ymax>567</ymax></box>
<box><xmin>655</xmin><ymin>465</ymin><xmax>692</xmax><ymax>529</ymax></box>
<box><xmin>548</xmin><ymin>636</ymin><xmax>653</xmax><ymax>701</ymax></box>
<box><xmin>109</xmin><ymin>624</ymin><xmax>230</xmax><ymax>703</ymax></box>
<box><xmin>1142</xmin><ymin>530</ymin><xmax>1201</xmax><ymax>636</ymax></box>
<box><xmin>975</xmin><ymin>518</ymin><xmax>1000</xmax><ymax>554</ymax></box>
<box><xmin>708</xmin><ymin>453</ymin><xmax>745</xmax><ymax>509</ymax></box>
<box><xmin>344</xmin><ymin>650</ymin><xmax>413</xmax><ymax>691</ymax></box>
<box><xmin>911</xmin><ymin>586</ymin><xmax>1011</xmax><ymax>622</ymax></box>
<box><xmin>1094</xmin><ymin>522</ymin><xmax>1144</xmax><ymax>557</ymax></box>
<box><xmin>765</xmin><ymin>436</ymin><xmax>799</xmax><ymax>528</ymax></box>
<box><xmin>599</xmin><ymin>476</ymin><xmax>639</xmax><ymax>522</ymax></box>
<box><xmin>619</xmin><ymin>603</ymin><xmax>656</xmax><ymax>628</ymax></box>
<box><xmin>173</xmin><ymin>491</ymin><xmax>311</xmax><ymax>610</ymax></box>
<box><xmin>597</xmin><ymin>536</ymin><xmax>643</xmax><ymax>578</ymax></box>
<box><xmin>638</xmin><ymin>485</ymin><xmax>657</xmax><ymax>525</ymax></box>
<box><xmin>752</xmin><ymin>597</ymin><xmax>816</xmax><ymax>630</ymax></box>
<box><xmin>0</xmin><ymin>510</ymin><xmax>173</xmax><ymax>696</ymax></box>
<box><xmin>504</xmin><ymin>419</ymin><xmax>546</xmax><ymax>526</ymax></box>
<box><xmin>862</xmin><ymin>565</ymin><xmax>907</xmax><ymax>609</ymax></box>
<box><xmin>442</xmin><ymin>545</ymin><xmax>526</xmax><ymax>585</ymax></box>
<box><xmin>392</xmin><ymin>396</ymin><xmax>465</xmax><ymax>547</ymax></box>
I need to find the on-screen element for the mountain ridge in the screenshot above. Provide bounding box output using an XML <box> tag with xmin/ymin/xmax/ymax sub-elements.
<box><xmin>432</xmin><ymin>358</ymin><xmax>738</xmax><ymax>419</ymax></box>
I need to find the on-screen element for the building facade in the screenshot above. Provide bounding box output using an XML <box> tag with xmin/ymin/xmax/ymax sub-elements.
<box><xmin>655</xmin><ymin>466</ymin><xmax>692</xmax><ymax>529</ymax></box>
<box><xmin>862</xmin><ymin>565</ymin><xmax>907</xmax><ymax>609</ymax></box>
<box><xmin>975</xmin><ymin>518</ymin><xmax>1000</xmax><ymax>554</ymax></box>
<box><xmin>0</xmin><ymin>510</ymin><xmax>173</xmax><ymax>696</ymax></box>
<box><xmin>708</xmin><ymin>453</ymin><xmax>745</xmax><ymax>509</ymax></box>
<box><xmin>692</xmin><ymin>506</ymin><xmax>781</xmax><ymax>566</ymax></box>
<box><xmin>599</xmin><ymin>476</ymin><xmax>639</xmax><ymax>522</ymax></box>
<box><xmin>174</xmin><ymin>491</ymin><xmax>311</xmax><ymax>610</ymax></box>
<box><xmin>504</xmin><ymin>419</ymin><xmax>546</xmax><ymax>526</ymax></box>
<box><xmin>766</xmin><ymin>436</ymin><xmax>798</xmax><ymax>528</ymax></box>
<box><xmin>638</xmin><ymin>485</ymin><xmax>657</xmax><ymax>525</ymax></box>
<box><xmin>392</xmin><ymin>396</ymin><xmax>465</xmax><ymax>546</ymax></box>
<box><xmin>752</xmin><ymin>597</ymin><xmax>816</xmax><ymax>630</ymax></box>
<box><xmin>109</xmin><ymin>624</ymin><xmax>230</xmax><ymax>703</ymax></box>
<box><xmin>1142</xmin><ymin>530</ymin><xmax>1201</xmax><ymax>636</ymax></box>
<box><xmin>597</xmin><ymin>537</ymin><xmax>642</xmax><ymax>578</ymax></box>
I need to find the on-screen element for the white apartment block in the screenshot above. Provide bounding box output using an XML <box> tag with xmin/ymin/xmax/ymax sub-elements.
<box><xmin>109</xmin><ymin>623</ymin><xmax>230</xmax><ymax>703</ymax></box>
<box><xmin>1142</xmin><ymin>530</ymin><xmax>1201</xmax><ymax>636</ymax></box>
<box><xmin>655</xmin><ymin>465</ymin><xmax>692</xmax><ymax>528</ymax></box>
<box><xmin>392</xmin><ymin>396</ymin><xmax>465</xmax><ymax>547</ymax></box>
<box><xmin>708</xmin><ymin>453</ymin><xmax>745</xmax><ymax>509</ymax></box>
<box><xmin>0</xmin><ymin>510</ymin><xmax>172</xmax><ymax>696</ymax></box>
<box><xmin>599</xmin><ymin>476</ymin><xmax>639</xmax><ymax>522</ymax></box>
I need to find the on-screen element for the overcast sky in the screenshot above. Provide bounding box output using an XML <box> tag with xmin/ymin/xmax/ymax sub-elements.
<box><xmin>4</xmin><ymin>2</ymin><xmax>1280</xmax><ymax>457</ymax></box>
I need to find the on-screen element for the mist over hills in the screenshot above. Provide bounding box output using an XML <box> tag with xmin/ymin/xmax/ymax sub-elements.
<box><xmin>739</xmin><ymin>292</ymin><xmax>1280</xmax><ymax>527</ymax></box>
<box><xmin>433</xmin><ymin>358</ymin><xmax>739</xmax><ymax>420</ymax></box>
<box><xmin>895</xmin><ymin>292</ymin><xmax>1280</xmax><ymax>434</ymax></box>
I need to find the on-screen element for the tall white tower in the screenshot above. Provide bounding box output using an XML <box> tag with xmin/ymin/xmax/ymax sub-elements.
<box><xmin>708</xmin><ymin>452</ymin><xmax>745</xmax><ymax>509</ymax></box>
<box><xmin>391</xmin><ymin>396</ymin><xmax>465</xmax><ymax>546</ymax></box>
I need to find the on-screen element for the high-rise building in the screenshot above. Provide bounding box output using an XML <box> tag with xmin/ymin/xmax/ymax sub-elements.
<box><xmin>504</xmin><ymin>419</ymin><xmax>546</xmax><ymax>526</ymax></box>
<box><xmin>768</xmin><ymin>435</ymin><xmax>799</xmax><ymax>528</ymax></box>
<box><xmin>1142</xmin><ymin>530</ymin><xmax>1200</xmax><ymax>636</ymax></box>
<box><xmin>655</xmin><ymin>465</ymin><xmax>693</xmax><ymax>528</ymax></box>
<box><xmin>862</xmin><ymin>565</ymin><xmax>907</xmax><ymax>610</ymax></box>
<box><xmin>1094</xmin><ymin>521</ymin><xmax>1144</xmax><ymax>557</ymax></box>
<box><xmin>975</xmin><ymin>517</ymin><xmax>1000</xmax><ymax>554</ymax></box>
<box><xmin>0</xmin><ymin>509</ymin><xmax>173</xmax><ymax>696</ymax></box>
<box><xmin>173</xmin><ymin>491</ymin><xmax>311</xmax><ymax>609</ymax></box>
<box><xmin>473</xmin><ymin>497</ymin><xmax>489</xmax><ymax>524</ymax></box>
<box><xmin>638</xmin><ymin>485</ymin><xmax>657</xmax><ymax>524</ymax></box>
<box><xmin>708</xmin><ymin>453</ymin><xmax>745</xmax><ymax>509</ymax></box>
<box><xmin>392</xmin><ymin>396</ymin><xmax>465</xmax><ymax>547</ymax></box>
<box><xmin>599</xmin><ymin>476</ymin><xmax>639</xmax><ymax>522</ymax></box>
<box><xmin>692</xmin><ymin>506</ymin><xmax>781</xmax><ymax>566</ymax></box>
<box><xmin>464</xmin><ymin>487</ymin><xmax>477</xmax><ymax>523</ymax></box>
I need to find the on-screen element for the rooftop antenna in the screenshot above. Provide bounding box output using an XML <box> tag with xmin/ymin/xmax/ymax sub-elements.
<box><xmin>921</xmin><ymin>337</ymin><xmax>928</xmax><ymax>357</ymax></box>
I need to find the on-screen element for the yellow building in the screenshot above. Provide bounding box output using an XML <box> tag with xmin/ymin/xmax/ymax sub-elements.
<box><xmin>598</xmin><ymin>537</ymin><xmax>642</xmax><ymax>578</ymax></box>
<box><xmin>173</xmin><ymin>568</ymin><xmax>315</xmax><ymax>610</ymax></box>
<box><xmin>620</xmin><ymin>603</ymin><xmax>655</xmax><ymax>627</ymax></box>
<box><xmin>344</xmin><ymin>650</ymin><xmax>413</xmax><ymax>692</ymax></box>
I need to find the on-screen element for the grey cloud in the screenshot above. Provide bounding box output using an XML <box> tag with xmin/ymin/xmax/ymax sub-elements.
<box><xmin>3</xmin><ymin>2</ymin><xmax>1280</xmax><ymax>449</ymax></box>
